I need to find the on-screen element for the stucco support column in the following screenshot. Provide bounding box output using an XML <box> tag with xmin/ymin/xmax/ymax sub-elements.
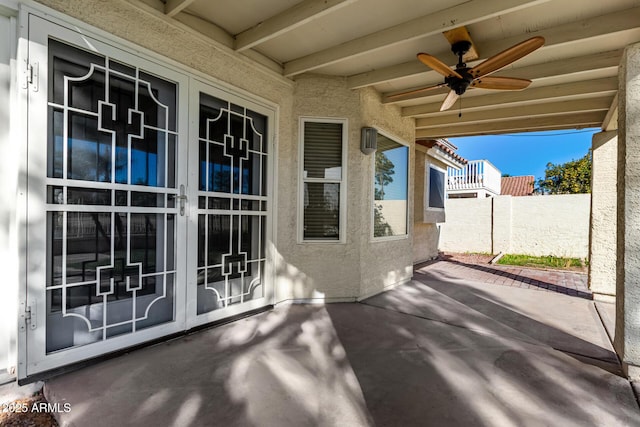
<box><xmin>589</xmin><ymin>131</ymin><xmax>617</xmax><ymax>302</ymax></box>
<box><xmin>616</xmin><ymin>41</ymin><xmax>640</xmax><ymax>380</ymax></box>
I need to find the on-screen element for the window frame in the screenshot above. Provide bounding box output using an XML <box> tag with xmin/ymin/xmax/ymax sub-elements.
<box><xmin>297</xmin><ymin>117</ymin><xmax>348</xmax><ymax>244</ymax></box>
<box><xmin>371</xmin><ymin>131</ymin><xmax>410</xmax><ymax>242</ymax></box>
<box><xmin>426</xmin><ymin>163</ymin><xmax>447</xmax><ymax>212</ymax></box>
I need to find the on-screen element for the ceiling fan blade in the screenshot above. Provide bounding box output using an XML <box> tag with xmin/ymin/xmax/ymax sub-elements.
<box><xmin>440</xmin><ymin>90</ymin><xmax>459</xmax><ymax>111</ymax></box>
<box><xmin>470</xmin><ymin>36</ymin><xmax>545</xmax><ymax>78</ymax></box>
<box><xmin>386</xmin><ymin>82</ymin><xmax>448</xmax><ymax>100</ymax></box>
<box><xmin>418</xmin><ymin>53</ymin><xmax>463</xmax><ymax>79</ymax></box>
<box><xmin>471</xmin><ymin>76</ymin><xmax>532</xmax><ymax>90</ymax></box>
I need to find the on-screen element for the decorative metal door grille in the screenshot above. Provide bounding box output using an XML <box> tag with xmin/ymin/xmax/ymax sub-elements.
<box><xmin>196</xmin><ymin>93</ymin><xmax>267</xmax><ymax>314</ymax></box>
<box><xmin>45</xmin><ymin>39</ymin><xmax>178</xmax><ymax>353</ymax></box>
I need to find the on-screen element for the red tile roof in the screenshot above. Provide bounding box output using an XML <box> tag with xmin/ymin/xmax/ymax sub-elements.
<box><xmin>415</xmin><ymin>139</ymin><xmax>468</xmax><ymax>165</ymax></box>
<box><xmin>501</xmin><ymin>175</ymin><xmax>535</xmax><ymax>196</ymax></box>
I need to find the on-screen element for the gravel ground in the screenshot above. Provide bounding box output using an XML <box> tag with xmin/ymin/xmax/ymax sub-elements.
<box><xmin>0</xmin><ymin>391</ymin><xmax>58</xmax><ymax>427</ymax></box>
<box><xmin>437</xmin><ymin>252</ymin><xmax>495</xmax><ymax>264</ymax></box>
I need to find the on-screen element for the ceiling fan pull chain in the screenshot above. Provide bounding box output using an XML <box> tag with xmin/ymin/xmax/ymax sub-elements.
<box><xmin>459</xmin><ymin>97</ymin><xmax>462</xmax><ymax>118</ymax></box>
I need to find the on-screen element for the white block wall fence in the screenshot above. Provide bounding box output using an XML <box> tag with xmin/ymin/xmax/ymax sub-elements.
<box><xmin>438</xmin><ymin>194</ymin><xmax>591</xmax><ymax>259</ymax></box>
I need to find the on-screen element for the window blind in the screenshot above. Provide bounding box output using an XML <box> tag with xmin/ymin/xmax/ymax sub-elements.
<box><xmin>303</xmin><ymin>122</ymin><xmax>343</xmax><ymax>179</ymax></box>
<box><xmin>302</xmin><ymin>121</ymin><xmax>343</xmax><ymax>240</ymax></box>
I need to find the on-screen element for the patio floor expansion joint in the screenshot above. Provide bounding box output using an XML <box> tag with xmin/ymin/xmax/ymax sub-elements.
<box><xmin>358</xmin><ymin>300</ymin><xmax>548</xmax><ymax>350</ymax></box>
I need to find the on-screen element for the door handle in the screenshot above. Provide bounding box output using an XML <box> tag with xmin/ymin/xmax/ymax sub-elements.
<box><xmin>176</xmin><ymin>184</ymin><xmax>187</xmax><ymax>216</ymax></box>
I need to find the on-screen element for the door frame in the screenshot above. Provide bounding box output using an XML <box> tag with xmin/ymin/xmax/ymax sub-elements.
<box><xmin>17</xmin><ymin>6</ymin><xmax>279</xmax><ymax>379</ymax></box>
<box><xmin>23</xmin><ymin>13</ymin><xmax>190</xmax><ymax>376</ymax></box>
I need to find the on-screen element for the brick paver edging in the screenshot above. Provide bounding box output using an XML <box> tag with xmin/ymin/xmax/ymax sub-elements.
<box><xmin>416</xmin><ymin>260</ymin><xmax>592</xmax><ymax>300</ymax></box>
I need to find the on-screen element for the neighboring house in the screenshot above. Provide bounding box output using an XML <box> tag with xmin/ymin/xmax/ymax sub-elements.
<box><xmin>414</xmin><ymin>139</ymin><xmax>467</xmax><ymax>263</ymax></box>
<box><xmin>501</xmin><ymin>175</ymin><xmax>536</xmax><ymax>196</ymax></box>
<box><xmin>447</xmin><ymin>159</ymin><xmax>501</xmax><ymax>199</ymax></box>
<box><xmin>0</xmin><ymin>3</ymin><xmax>468</xmax><ymax>383</ymax></box>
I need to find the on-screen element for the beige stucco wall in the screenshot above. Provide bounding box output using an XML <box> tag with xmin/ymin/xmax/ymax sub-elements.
<box><xmin>439</xmin><ymin>198</ymin><xmax>493</xmax><ymax>254</ymax></box>
<box><xmin>19</xmin><ymin>2</ymin><xmax>417</xmax><ymax>307</ymax></box>
<box><xmin>280</xmin><ymin>74</ymin><xmax>363</xmax><ymax>301</ymax></box>
<box><xmin>440</xmin><ymin>195</ymin><xmax>591</xmax><ymax>258</ymax></box>
<box><xmin>359</xmin><ymin>87</ymin><xmax>415</xmax><ymax>298</ymax></box>
<box><xmin>413</xmin><ymin>150</ymin><xmax>446</xmax><ymax>263</ymax></box>
<box><xmin>510</xmin><ymin>195</ymin><xmax>590</xmax><ymax>258</ymax></box>
<box><xmin>616</xmin><ymin>41</ymin><xmax>640</xmax><ymax>380</ymax></box>
<box><xmin>589</xmin><ymin>131</ymin><xmax>617</xmax><ymax>300</ymax></box>
<box><xmin>280</xmin><ymin>79</ymin><xmax>415</xmax><ymax>301</ymax></box>
<box><xmin>29</xmin><ymin>2</ymin><xmax>419</xmax><ymax>305</ymax></box>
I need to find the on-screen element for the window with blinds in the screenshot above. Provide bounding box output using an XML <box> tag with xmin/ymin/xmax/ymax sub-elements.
<box><xmin>300</xmin><ymin>119</ymin><xmax>346</xmax><ymax>241</ymax></box>
<box><xmin>428</xmin><ymin>165</ymin><xmax>446</xmax><ymax>209</ymax></box>
<box><xmin>373</xmin><ymin>135</ymin><xmax>408</xmax><ymax>238</ymax></box>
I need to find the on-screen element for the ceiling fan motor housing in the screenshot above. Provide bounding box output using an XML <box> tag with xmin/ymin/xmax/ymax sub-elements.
<box><xmin>446</xmin><ymin>68</ymin><xmax>474</xmax><ymax>95</ymax></box>
<box><xmin>451</xmin><ymin>40</ymin><xmax>472</xmax><ymax>57</ymax></box>
<box><xmin>447</xmin><ymin>40</ymin><xmax>475</xmax><ymax>95</ymax></box>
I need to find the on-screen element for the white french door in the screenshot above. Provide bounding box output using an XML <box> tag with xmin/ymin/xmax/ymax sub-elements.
<box><xmin>185</xmin><ymin>82</ymin><xmax>274</xmax><ymax>328</ymax></box>
<box><xmin>24</xmin><ymin>14</ymin><xmax>274</xmax><ymax>377</ymax></box>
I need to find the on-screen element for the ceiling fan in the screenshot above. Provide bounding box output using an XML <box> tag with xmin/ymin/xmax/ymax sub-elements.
<box><xmin>389</xmin><ymin>35</ymin><xmax>545</xmax><ymax>111</ymax></box>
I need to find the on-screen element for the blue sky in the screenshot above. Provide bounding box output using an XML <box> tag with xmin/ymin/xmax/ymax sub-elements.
<box><xmin>449</xmin><ymin>128</ymin><xmax>597</xmax><ymax>180</ymax></box>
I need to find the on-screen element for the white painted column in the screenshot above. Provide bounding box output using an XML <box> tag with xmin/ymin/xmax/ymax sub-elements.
<box><xmin>616</xmin><ymin>41</ymin><xmax>640</xmax><ymax>380</ymax></box>
<box><xmin>589</xmin><ymin>131</ymin><xmax>617</xmax><ymax>302</ymax></box>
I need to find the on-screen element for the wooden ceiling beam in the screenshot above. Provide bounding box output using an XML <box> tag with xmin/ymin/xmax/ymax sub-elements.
<box><xmin>602</xmin><ymin>93</ymin><xmax>619</xmax><ymax>132</ymax></box>
<box><xmin>495</xmin><ymin>49</ymin><xmax>621</xmax><ymax>80</ymax></box>
<box><xmin>283</xmin><ymin>0</ymin><xmax>549</xmax><ymax>77</ymax></box>
<box><xmin>235</xmin><ymin>0</ymin><xmax>357</xmax><ymax>52</ymax></box>
<box><xmin>402</xmin><ymin>77</ymin><xmax>618</xmax><ymax>117</ymax></box>
<box><xmin>164</xmin><ymin>0</ymin><xmax>196</xmax><ymax>17</ymax></box>
<box><xmin>383</xmin><ymin>49</ymin><xmax>621</xmax><ymax>104</ymax></box>
<box><xmin>415</xmin><ymin>111</ymin><xmax>604</xmax><ymax>138</ymax></box>
<box><xmin>415</xmin><ymin>97</ymin><xmax>612</xmax><ymax>129</ymax></box>
<box><xmin>348</xmin><ymin>6</ymin><xmax>640</xmax><ymax>89</ymax></box>
<box><xmin>126</xmin><ymin>0</ymin><xmax>284</xmax><ymax>74</ymax></box>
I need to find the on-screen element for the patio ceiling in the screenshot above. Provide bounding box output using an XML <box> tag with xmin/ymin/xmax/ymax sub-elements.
<box><xmin>132</xmin><ymin>0</ymin><xmax>640</xmax><ymax>137</ymax></box>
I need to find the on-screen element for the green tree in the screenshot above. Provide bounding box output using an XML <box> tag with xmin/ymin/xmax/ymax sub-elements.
<box><xmin>374</xmin><ymin>151</ymin><xmax>395</xmax><ymax>200</ymax></box>
<box><xmin>536</xmin><ymin>149</ymin><xmax>592</xmax><ymax>194</ymax></box>
<box><xmin>373</xmin><ymin>151</ymin><xmax>395</xmax><ymax>236</ymax></box>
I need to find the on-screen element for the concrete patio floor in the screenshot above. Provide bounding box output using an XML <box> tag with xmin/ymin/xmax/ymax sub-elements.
<box><xmin>44</xmin><ymin>261</ymin><xmax>640</xmax><ymax>426</ymax></box>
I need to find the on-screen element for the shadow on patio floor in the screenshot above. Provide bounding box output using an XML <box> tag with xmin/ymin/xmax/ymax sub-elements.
<box><xmin>44</xmin><ymin>263</ymin><xmax>639</xmax><ymax>427</ymax></box>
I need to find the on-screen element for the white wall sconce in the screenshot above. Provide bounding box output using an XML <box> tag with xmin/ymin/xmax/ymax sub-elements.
<box><xmin>361</xmin><ymin>127</ymin><xmax>377</xmax><ymax>155</ymax></box>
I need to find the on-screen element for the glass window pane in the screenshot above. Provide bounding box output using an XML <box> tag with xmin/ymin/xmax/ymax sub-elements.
<box><xmin>49</xmin><ymin>38</ymin><xmax>105</xmax><ymax>110</ymax></box>
<box><xmin>374</xmin><ymin>137</ymin><xmax>408</xmax><ymax>238</ymax></box>
<box><xmin>45</xmin><ymin>39</ymin><xmax>179</xmax><ymax>354</ymax></box>
<box><xmin>429</xmin><ymin>167</ymin><xmax>445</xmax><ymax>209</ymax></box>
<box><xmin>67</xmin><ymin>113</ymin><xmax>112</xmax><ymax>182</ymax></box>
<box><xmin>304</xmin><ymin>182</ymin><xmax>340</xmax><ymax>240</ymax></box>
<box><xmin>303</xmin><ymin>122</ymin><xmax>342</xmax><ymax>179</ymax></box>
